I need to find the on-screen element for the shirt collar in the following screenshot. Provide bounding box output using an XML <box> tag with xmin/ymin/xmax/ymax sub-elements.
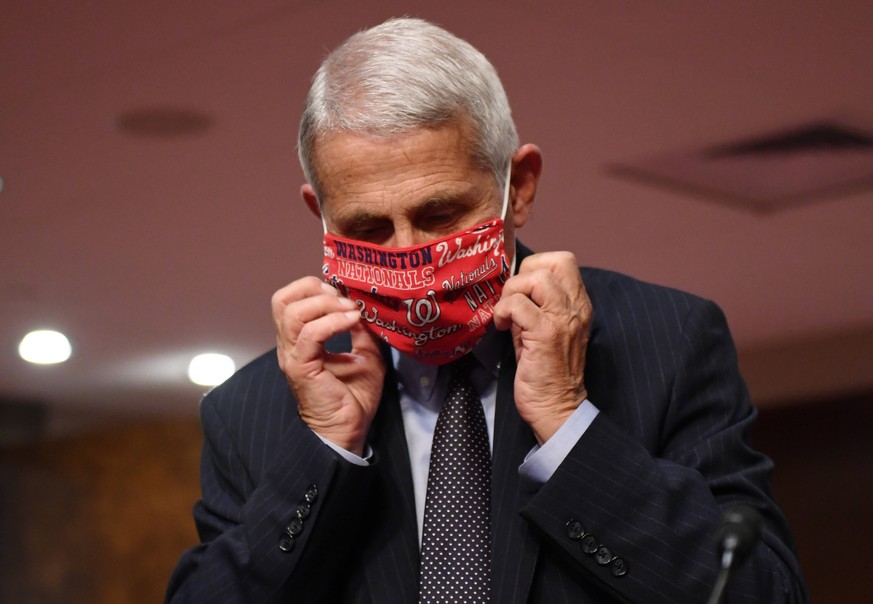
<box><xmin>392</xmin><ymin>347</ymin><xmax>439</xmax><ymax>402</ymax></box>
<box><xmin>391</xmin><ymin>323</ymin><xmax>503</xmax><ymax>399</ymax></box>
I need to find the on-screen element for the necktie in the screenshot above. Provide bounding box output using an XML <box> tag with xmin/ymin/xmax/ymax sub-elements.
<box><xmin>419</xmin><ymin>355</ymin><xmax>492</xmax><ymax>603</ymax></box>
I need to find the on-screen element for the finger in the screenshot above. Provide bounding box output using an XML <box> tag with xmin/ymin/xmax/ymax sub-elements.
<box><xmin>517</xmin><ymin>251</ymin><xmax>578</xmax><ymax>276</ymax></box>
<box><xmin>501</xmin><ymin>269</ymin><xmax>568</xmax><ymax>312</ymax></box>
<box><xmin>515</xmin><ymin>252</ymin><xmax>592</xmax><ymax>318</ymax></box>
<box><xmin>289</xmin><ymin>308</ymin><xmax>363</xmax><ymax>365</ymax></box>
<box><xmin>493</xmin><ymin>291</ymin><xmax>545</xmax><ymax>334</ymax></box>
<box><xmin>272</xmin><ymin>277</ymin><xmax>341</xmax><ymax>318</ymax></box>
<box><xmin>517</xmin><ymin>251</ymin><xmax>583</xmax><ymax>295</ymax></box>
<box><xmin>278</xmin><ymin>293</ymin><xmax>357</xmax><ymax>337</ymax></box>
<box><xmin>322</xmin><ymin>322</ymin><xmax>385</xmax><ymax>384</ymax></box>
<box><xmin>348</xmin><ymin>316</ymin><xmax>383</xmax><ymax>357</ymax></box>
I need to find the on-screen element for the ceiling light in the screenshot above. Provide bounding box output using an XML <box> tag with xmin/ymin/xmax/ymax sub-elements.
<box><xmin>188</xmin><ymin>353</ymin><xmax>235</xmax><ymax>387</ymax></box>
<box><xmin>18</xmin><ymin>330</ymin><xmax>72</xmax><ymax>364</ymax></box>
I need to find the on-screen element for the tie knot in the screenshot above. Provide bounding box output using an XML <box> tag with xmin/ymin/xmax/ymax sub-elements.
<box><xmin>449</xmin><ymin>353</ymin><xmax>477</xmax><ymax>379</ymax></box>
<box><xmin>449</xmin><ymin>352</ymin><xmax>477</xmax><ymax>373</ymax></box>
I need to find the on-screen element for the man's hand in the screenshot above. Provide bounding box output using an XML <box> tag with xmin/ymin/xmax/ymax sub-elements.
<box><xmin>493</xmin><ymin>252</ymin><xmax>591</xmax><ymax>444</ymax></box>
<box><xmin>272</xmin><ymin>277</ymin><xmax>386</xmax><ymax>456</ymax></box>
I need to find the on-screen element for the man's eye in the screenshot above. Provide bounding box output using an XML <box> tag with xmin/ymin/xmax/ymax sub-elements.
<box><xmin>424</xmin><ymin>213</ymin><xmax>455</xmax><ymax>228</ymax></box>
<box><xmin>351</xmin><ymin>225</ymin><xmax>391</xmax><ymax>242</ymax></box>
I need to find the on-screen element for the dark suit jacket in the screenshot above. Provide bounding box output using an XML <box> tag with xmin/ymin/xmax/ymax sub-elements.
<box><xmin>166</xmin><ymin>253</ymin><xmax>808</xmax><ymax>603</ymax></box>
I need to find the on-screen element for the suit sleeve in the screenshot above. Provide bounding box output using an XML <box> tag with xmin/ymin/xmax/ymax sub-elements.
<box><xmin>519</xmin><ymin>297</ymin><xmax>809</xmax><ymax>604</ymax></box>
<box><xmin>164</xmin><ymin>388</ymin><xmax>374</xmax><ymax>603</ymax></box>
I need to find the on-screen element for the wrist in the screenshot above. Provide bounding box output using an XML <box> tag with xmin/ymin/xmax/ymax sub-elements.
<box><xmin>528</xmin><ymin>390</ymin><xmax>587</xmax><ymax>445</ymax></box>
<box><xmin>530</xmin><ymin>411</ymin><xmax>572</xmax><ymax>446</ymax></box>
<box><xmin>301</xmin><ymin>415</ymin><xmax>368</xmax><ymax>457</ymax></box>
<box><xmin>317</xmin><ymin>433</ymin><xmax>371</xmax><ymax>464</ymax></box>
<box><xmin>315</xmin><ymin>429</ymin><xmax>366</xmax><ymax>457</ymax></box>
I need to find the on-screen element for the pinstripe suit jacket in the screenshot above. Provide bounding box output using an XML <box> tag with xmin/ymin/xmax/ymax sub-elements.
<box><xmin>166</xmin><ymin>252</ymin><xmax>808</xmax><ymax>603</ymax></box>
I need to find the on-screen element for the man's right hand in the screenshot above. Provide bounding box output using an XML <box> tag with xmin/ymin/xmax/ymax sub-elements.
<box><xmin>272</xmin><ymin>277</ymin><xmax>386</xmax><ymax>456</ymax></box>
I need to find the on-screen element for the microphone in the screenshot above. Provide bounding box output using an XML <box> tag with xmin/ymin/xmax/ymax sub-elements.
<box><xmin>706</xmin><ymin>504</ymin><xmax>763</xmax><ymax>604</ymax></box>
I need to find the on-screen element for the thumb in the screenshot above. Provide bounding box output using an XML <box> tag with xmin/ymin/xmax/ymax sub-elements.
<box><xmin>349</xmin><ymin>318</ymin><xmax>383</xmax><ymax>357</ymax></box>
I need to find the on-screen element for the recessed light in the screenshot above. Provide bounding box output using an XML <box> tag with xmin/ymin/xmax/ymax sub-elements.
<box><xmin>188</xmin><ymin>353</ymin><xmax>235</xmax><ymax>387</ymax></box>
<box><xmin>18</xmin><ymin>330</ymin><xmax>72</xmax><ymax>364</ymax></box>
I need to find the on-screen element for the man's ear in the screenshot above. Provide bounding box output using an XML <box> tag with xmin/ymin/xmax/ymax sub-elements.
<box><xmin>509</xmin><ymin>144</ymin><xmax>542</xmax><ymax>229</ymax></box>
<box><xmin>301</xmin><ymin>184</ymin><xmax>322</xmax><ymax>219</ymax></box>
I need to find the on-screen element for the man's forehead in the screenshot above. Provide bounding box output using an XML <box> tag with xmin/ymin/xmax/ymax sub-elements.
<box><xmin>314</xmin><ymin>128</ymin><xmax>490</xmax><ymax>202</ymax></box>
<box><xmin>314</xmin><ymin>121</ymin><xmax>478</xmax><ymax>177</ymax></box>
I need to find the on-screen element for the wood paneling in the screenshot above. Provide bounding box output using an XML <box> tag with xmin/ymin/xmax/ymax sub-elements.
<box><xmin>0</xmin><ymin>419</ymin><xmax>201</xmax><ymax>603</ymax></box>
<box><xmin>754</xmin><ymin>391</ymin><xmax>873</xmax><ymax>603</ymax></box>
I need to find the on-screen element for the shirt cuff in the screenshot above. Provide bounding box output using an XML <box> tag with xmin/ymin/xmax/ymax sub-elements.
<box><xmin>518</xmin><ymin>399</ymin><xmax>599</xmax><ymax>486</ymax></box>
<box><xmin>315</xmin><ymin>433</ymin><xmax>373</xmax><ymax>466</ymax></box>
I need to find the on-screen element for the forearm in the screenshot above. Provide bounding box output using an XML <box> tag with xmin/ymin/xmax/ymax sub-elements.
<box><xmin>521</xmin><ymin>412</ymin><xmax>805</xmax><ymax>604</ymax></box>
<box><xmin>165</xmin><ymin>398</ymin><xmax>373</xmax><ymax>603</ymax></box>
<box><xmin>517</xmin><ymin>296</ymin><xmax>808</xmax><ymax>604</ymax></box>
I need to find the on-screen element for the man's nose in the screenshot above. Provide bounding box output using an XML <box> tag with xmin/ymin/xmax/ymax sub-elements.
<box><xmin>389</xmin><ymin>225</ymin><xmax>424</xmax><ymax>249</ymax></box>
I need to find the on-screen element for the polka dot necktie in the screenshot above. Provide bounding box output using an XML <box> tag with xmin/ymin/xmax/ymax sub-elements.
<box><xmin>419</xmin><ymin>355</ymin><xmax>492</xmax><ymax>603</ymax></box>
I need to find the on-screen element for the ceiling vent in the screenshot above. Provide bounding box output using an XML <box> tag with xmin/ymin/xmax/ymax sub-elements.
<box><xmin>613</xmin><ymin>120</ymin><xmax>873</xmax><ymax>213</ymax></box>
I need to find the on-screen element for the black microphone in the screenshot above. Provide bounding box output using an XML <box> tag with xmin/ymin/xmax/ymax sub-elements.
<box><xmin>706</xmin><ymin>504</ymin><xmax>763</xmax><ymax>604</ymax></box>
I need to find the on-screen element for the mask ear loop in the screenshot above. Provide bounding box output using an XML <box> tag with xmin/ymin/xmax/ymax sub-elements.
<box><xmin>320</xmin><ymin>200</ymin><xmax>329</xmax><ymax>235</ymax></box>
<box><xmin>500</xmin><ymin>161</ymin><xmax>512</xmax><ymax>220</ymax></box>
<box><xmin>501</xmin><ymin>161</ymin><xmax>519</xmax><ymax>276</ymax></box>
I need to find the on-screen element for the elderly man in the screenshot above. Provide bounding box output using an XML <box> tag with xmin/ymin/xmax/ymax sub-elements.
<box><xmin>166</xmin><ymin>17</ymin><xmax>808</xmax><ymax>604</ymax></box>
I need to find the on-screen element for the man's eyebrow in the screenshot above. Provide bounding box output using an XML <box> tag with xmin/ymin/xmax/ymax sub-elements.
<box><xmin>339</xmin><ymin>193</ymin><xmax>470</xmax><ymax>224</ymax></box>
<box><xmin>418</xmin><ymin>196</ymin><xmax>463</xmax><ymax>210</ymax></box>
<box><xmin>337</xmin><ymin>210</ymin><xmax>388</xmax><ymax>229</ymax></box>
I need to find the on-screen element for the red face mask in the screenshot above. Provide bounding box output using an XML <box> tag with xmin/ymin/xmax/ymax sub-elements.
<box><xmin>322</xmin><ymin>170</ymin><xmax>512</xmax><ymax>365</ymax></box>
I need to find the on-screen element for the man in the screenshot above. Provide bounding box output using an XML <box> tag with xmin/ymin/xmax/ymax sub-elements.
<box><xmin>166</xmin><ymin>17</ymin><xmax>808</xmax><ymax>603</ymax></box>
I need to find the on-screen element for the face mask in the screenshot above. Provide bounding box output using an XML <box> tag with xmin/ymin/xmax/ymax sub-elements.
<box><xmin>321</xmin><ymin>166</ymin><xmax>512</xmax><ymax>365</ymax></box>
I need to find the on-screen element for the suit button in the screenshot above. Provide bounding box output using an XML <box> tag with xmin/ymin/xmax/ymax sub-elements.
<box><xmin>610</xmin><ymin>557</ymin><xmax>629</xmax><ymax>577</ymax></box>
<box><xmin>304</xmin><ymin>484</ymin><xmax>319</xmax><ymax>503</ymax></box>
<box><xmin>581</xmin><ymin>534</ymin><xmax>599</xmax><ymax>554</ymax></box>
<box><xmin>287</xmin><ymin>517</ymin><xmax>304</xmax><ymax>536</ymax></box>
<box><xmin>279</xmin><ymin>534</ymin><xmax>295</xmax><ymax>552</ymax></box>
<box><xmin>565</xmin><ymin>519</ymin><xmax>585</xmax><ymax>540</ymax></box>
<box><xmin>595</xmin><ymin>545</ymin><xmax>612</xmax><ymax>565</ymax></box>
<box><xmin>296</xmin><ymin>502</ymin><xmax>311</xmax><ymax>520</ymax></box>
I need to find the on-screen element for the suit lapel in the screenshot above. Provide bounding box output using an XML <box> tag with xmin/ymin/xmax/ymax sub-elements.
<box><xmin>358</xmin><ymin>361</ymin><xmax>421</xmax><ymax>603</ymax></box>
<box><xmin>490</xmin><ymin>333</ymin><xmax>541</xmax><ymax>604</ymax></box>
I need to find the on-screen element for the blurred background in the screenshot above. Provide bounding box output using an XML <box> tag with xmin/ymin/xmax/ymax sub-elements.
<box><xmin>1</xmin><ymin>1</ymin><xmax>871</xmax><ymax>601</ymax></box>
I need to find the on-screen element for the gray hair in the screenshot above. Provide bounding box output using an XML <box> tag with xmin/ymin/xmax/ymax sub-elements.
<box><xmin>298</xmin><ymin>17</ymin><xmax>519</xmax><ymax>200</ymax></box>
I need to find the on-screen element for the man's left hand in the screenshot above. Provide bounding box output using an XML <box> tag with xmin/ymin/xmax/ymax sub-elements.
<box><xmin>493</xmin><ymin>251</ymin><xmax>591</xmax><ymax>444</ymax></box>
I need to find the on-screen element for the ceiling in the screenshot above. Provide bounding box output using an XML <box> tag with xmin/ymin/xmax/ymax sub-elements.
<box><xmin>2</xmin><ymin>1</ymin><xmax>872</xmax><ymax>430</ymax></box>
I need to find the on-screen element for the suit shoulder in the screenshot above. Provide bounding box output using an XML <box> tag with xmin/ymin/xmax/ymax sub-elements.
<box><xmin>581</xmin><ymin>266</ymin><xmax>714</xmax><ymax>312</ymax></box>
<box><xmin>200</xmin><ymin>348</ymin><xmax>293</xmax><ymax>424</ymax></box>
<box><xmin>579</xmin><ymin>266</ymin><xmax>732</xmax><ymax>347</ymax></box>
<box><xmin>204</xmin><ymin>347</ymin><xmax>282</xmax><ymax>395</ymax></box>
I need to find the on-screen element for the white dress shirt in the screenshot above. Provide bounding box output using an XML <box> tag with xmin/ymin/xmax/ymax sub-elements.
<box><xmin>319</xmin><ymin>326</ymin><xmax>599</xmax><ymax>542</ymax></box>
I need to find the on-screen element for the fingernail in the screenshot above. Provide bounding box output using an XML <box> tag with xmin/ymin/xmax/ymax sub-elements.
<box><xmin>345</xmin><ymin>310</ymin><xmax>361</xmax><ymax>320</ymax></box>
<box><xmin>321</xmin><ymin>282</ymin><xmax>337</xmax><ymax>294</ymax></box>
<box><xmin>339</xmin><ymin>297</ymin><xmax>357</xmax><ymax>309</ymax></box>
